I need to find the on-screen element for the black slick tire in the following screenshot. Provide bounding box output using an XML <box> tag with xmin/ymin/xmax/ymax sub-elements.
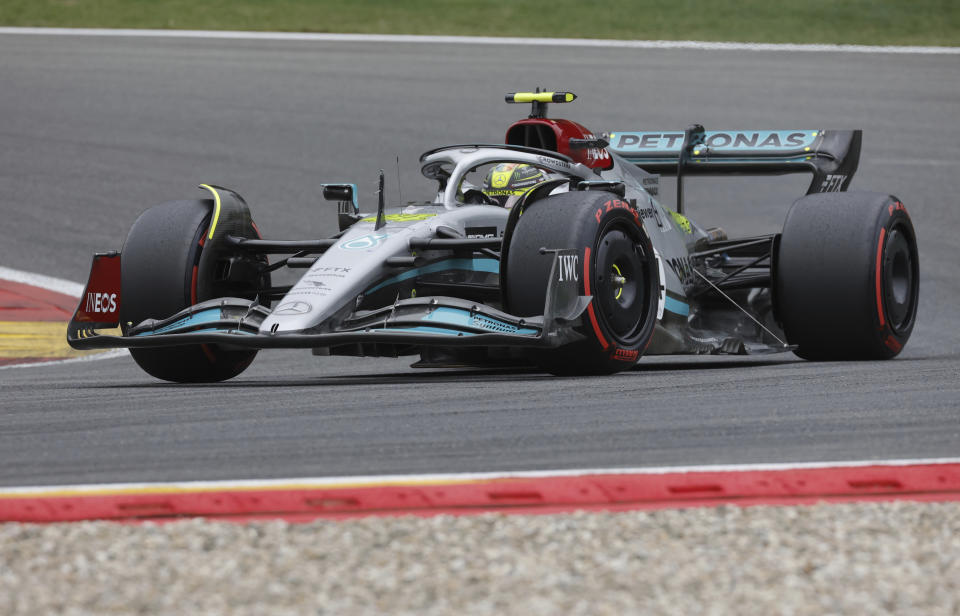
<box><xmin>120</xmin><ymin>199</ymin><xmax>263</xmax><ymax>382</ymax></box>
<box><xmin>775</xmin><ymin>191</ymin><xmax>919</xmax><ymax>360</ymax></box>
<box><xmin>504</xmin><ymin>191</ymin><xmax>660</xmax><ymax>375</ymax></box>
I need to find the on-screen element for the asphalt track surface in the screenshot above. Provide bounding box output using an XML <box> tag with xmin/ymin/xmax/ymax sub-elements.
<box><xmin>0</xmin><ymin>33</ymin><xmax>958</xmax><ymax>488</ymax></box>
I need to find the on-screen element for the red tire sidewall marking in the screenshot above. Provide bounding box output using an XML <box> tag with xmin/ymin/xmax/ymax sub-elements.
<box><xmin>195</xmin><ymin>225</ymin><xmax>216</xmax><ymax>364</ymax></box>
<box><xmin>581</xmin><ymin>246</ymin><xmax>610</xmax><ymax>350</ymax></box>
<box><xmin>190</xmin><ymin>266</ymin><xmax>200</xmax><ymax>306</ymax></box>
<box><xmin>875</xmin><ymin>226</ymin><xmax>887</xmax><ymax>329</ymax></box>
<box><xmin>587</xmin><ymin>205</ymin><xmax>655</xmax><ymax>360</ymax></box>
<box><xmin>875</xmin><ymin>202</ymin><xmax>915</xmax><ymax>354</ymax></box>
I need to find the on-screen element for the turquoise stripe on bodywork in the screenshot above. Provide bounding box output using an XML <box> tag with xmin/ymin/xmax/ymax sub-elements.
<box><xmin>365</xmin><ymin>257</ymin><xmax>500</xmax><ymax>294</ymax></box>
<box><xmin>377</xmin><ymin>326</ymin><xmax>478</xmax><ymax>336</ymax></box>
<box><xmin>424</xmin><ymin>307</ymin><xmax>537</xmax><ymax>335</ymax></box>
<box><xmin>664</xmin><ymin>296</ymin><xmax>689</xmax><ymax>317</ymax></box>
<box><xmin>134</xmin><ymin>309</ymin><xmax>222</xmax><ymax>336</ymax></box>
<box><xmin>185</xmin><ymin>328</ymin><xmax>255</xmax><ymax>336</ymax></box>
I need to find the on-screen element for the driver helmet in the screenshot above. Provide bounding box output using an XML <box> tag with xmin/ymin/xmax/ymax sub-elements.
<box><xmin>482</xmin><ymin>163</ymin><xmax>546</xmax><ymax>208</ymax></box>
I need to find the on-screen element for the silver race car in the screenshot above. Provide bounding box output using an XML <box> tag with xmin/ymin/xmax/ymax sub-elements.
<box><xmin>68</xmin><ymin>91</ymin><xmax>919</xmax><ymax>382</ymax></box>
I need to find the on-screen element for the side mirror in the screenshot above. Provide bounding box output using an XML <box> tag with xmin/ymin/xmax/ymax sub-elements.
<box><xmin>322</xmin><ymin>184</ymin><xmax>355</xmax><ymax>203</ymax></box>
<box><xmin>322</xmin><ymin>183</ymin><xmax>361</xmax><ymax>231</ymax></box>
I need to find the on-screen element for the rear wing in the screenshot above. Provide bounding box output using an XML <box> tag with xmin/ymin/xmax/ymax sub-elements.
<box><xmin>607</xmin><ymin>128</ymin><xmax>861</xmax><ymax>194</ymax></box>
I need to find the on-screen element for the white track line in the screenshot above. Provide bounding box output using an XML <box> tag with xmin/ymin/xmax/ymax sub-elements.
<box><xmin>0</xmin><ymin>265</ymin><xmax>83</xmax><ymax>298</ymax></box>
<box><xmin>3</xmin><ymin>457</ymin><xmax>960</xmax><ymax>496</ymax></box>
<box><xmin>0</xmin><ymin>266</ymin><xmax>128</xmax><ymax>369</ymax></box>
<box><xmin>0</xmin><ymin>28</ymin><xmax>957</xmax><ymax>55</ymax></box>
<box><xmin>0</xmin><ymin>349</ymin><xmax>129</xmax><ymax>371</ymax></box>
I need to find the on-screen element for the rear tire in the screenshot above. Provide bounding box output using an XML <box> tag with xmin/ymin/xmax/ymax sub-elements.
<box><xmin>504</xmin><ymin>191</ymin><xmax>660</xmax><ymax>375</ymax></box>
<box><xmin>120</xmin><ymin>199</ymin><xmax>264</xmax><ymax>382</ymax></box>
<box><xmin>775</xmin><ymin>191</ymin><xmax>919</xmax><ymax>360</ymax></box>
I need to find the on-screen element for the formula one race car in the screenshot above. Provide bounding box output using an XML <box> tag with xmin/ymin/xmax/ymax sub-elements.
<box><xmin>68</xmin><ymin>91</ymin><xmax>919</xmax><ymax>382</ymax></box>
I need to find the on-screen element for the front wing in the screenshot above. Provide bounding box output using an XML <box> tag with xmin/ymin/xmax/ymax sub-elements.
<box><xmin>68</xmin><ymin>250</ymin><xmax>591</xmax><ymax>352</ymax></box>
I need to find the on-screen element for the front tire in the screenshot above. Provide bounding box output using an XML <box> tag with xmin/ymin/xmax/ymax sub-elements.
<box><xmin>775</xmin><ymin>191</ymin><xmax>919</xmax><ymax>360</ymax></box>
<box><xmin>504</xmin><ymin>191</ymin><xmax>660</xmax><ymax>375</ymax></box>
<box><xmin>120</xmin><ymin>199</ymin><xmax>265</xmax><ymax>382</ymax></box>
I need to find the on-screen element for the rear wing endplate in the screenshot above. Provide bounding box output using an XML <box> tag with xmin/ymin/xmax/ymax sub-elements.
<box><xmin>607</xmin><ymin>129</ymin><xmax>861</xmax><ymax>194</ymax></box>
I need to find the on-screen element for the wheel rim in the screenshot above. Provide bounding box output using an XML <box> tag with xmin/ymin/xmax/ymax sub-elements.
<box><xmin>882</xmin><ymin>223</ymin><xmax>918</xmax><ymax>333</ymax></box>
<box><xmin>594</xmin><ymin>226</ymin><xmax>649</xmax><ymax>342</ymax></box>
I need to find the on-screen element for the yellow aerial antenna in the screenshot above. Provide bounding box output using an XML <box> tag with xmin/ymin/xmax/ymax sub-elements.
<box><xmin>506</xmin><ymin>91</ymin><xmax>577</xmax><ymax>104</ymax></box>
<box><xmin>505</xmin><ymin>88</ymin><xmax>577</xmax><ymax>118</ymax></box>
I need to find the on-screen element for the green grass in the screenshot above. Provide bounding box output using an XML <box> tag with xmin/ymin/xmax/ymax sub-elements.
<box><xmin>1</xmin><ymin>0</ymin><xmax>958</xmax><ymax>46</ymax></box>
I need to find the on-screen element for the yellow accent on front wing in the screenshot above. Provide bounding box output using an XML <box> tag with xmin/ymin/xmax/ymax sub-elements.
<box><xmin>199</xmin><ymin>184</ymin><xmax>222</xmax><ymax>240</ymax></box>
